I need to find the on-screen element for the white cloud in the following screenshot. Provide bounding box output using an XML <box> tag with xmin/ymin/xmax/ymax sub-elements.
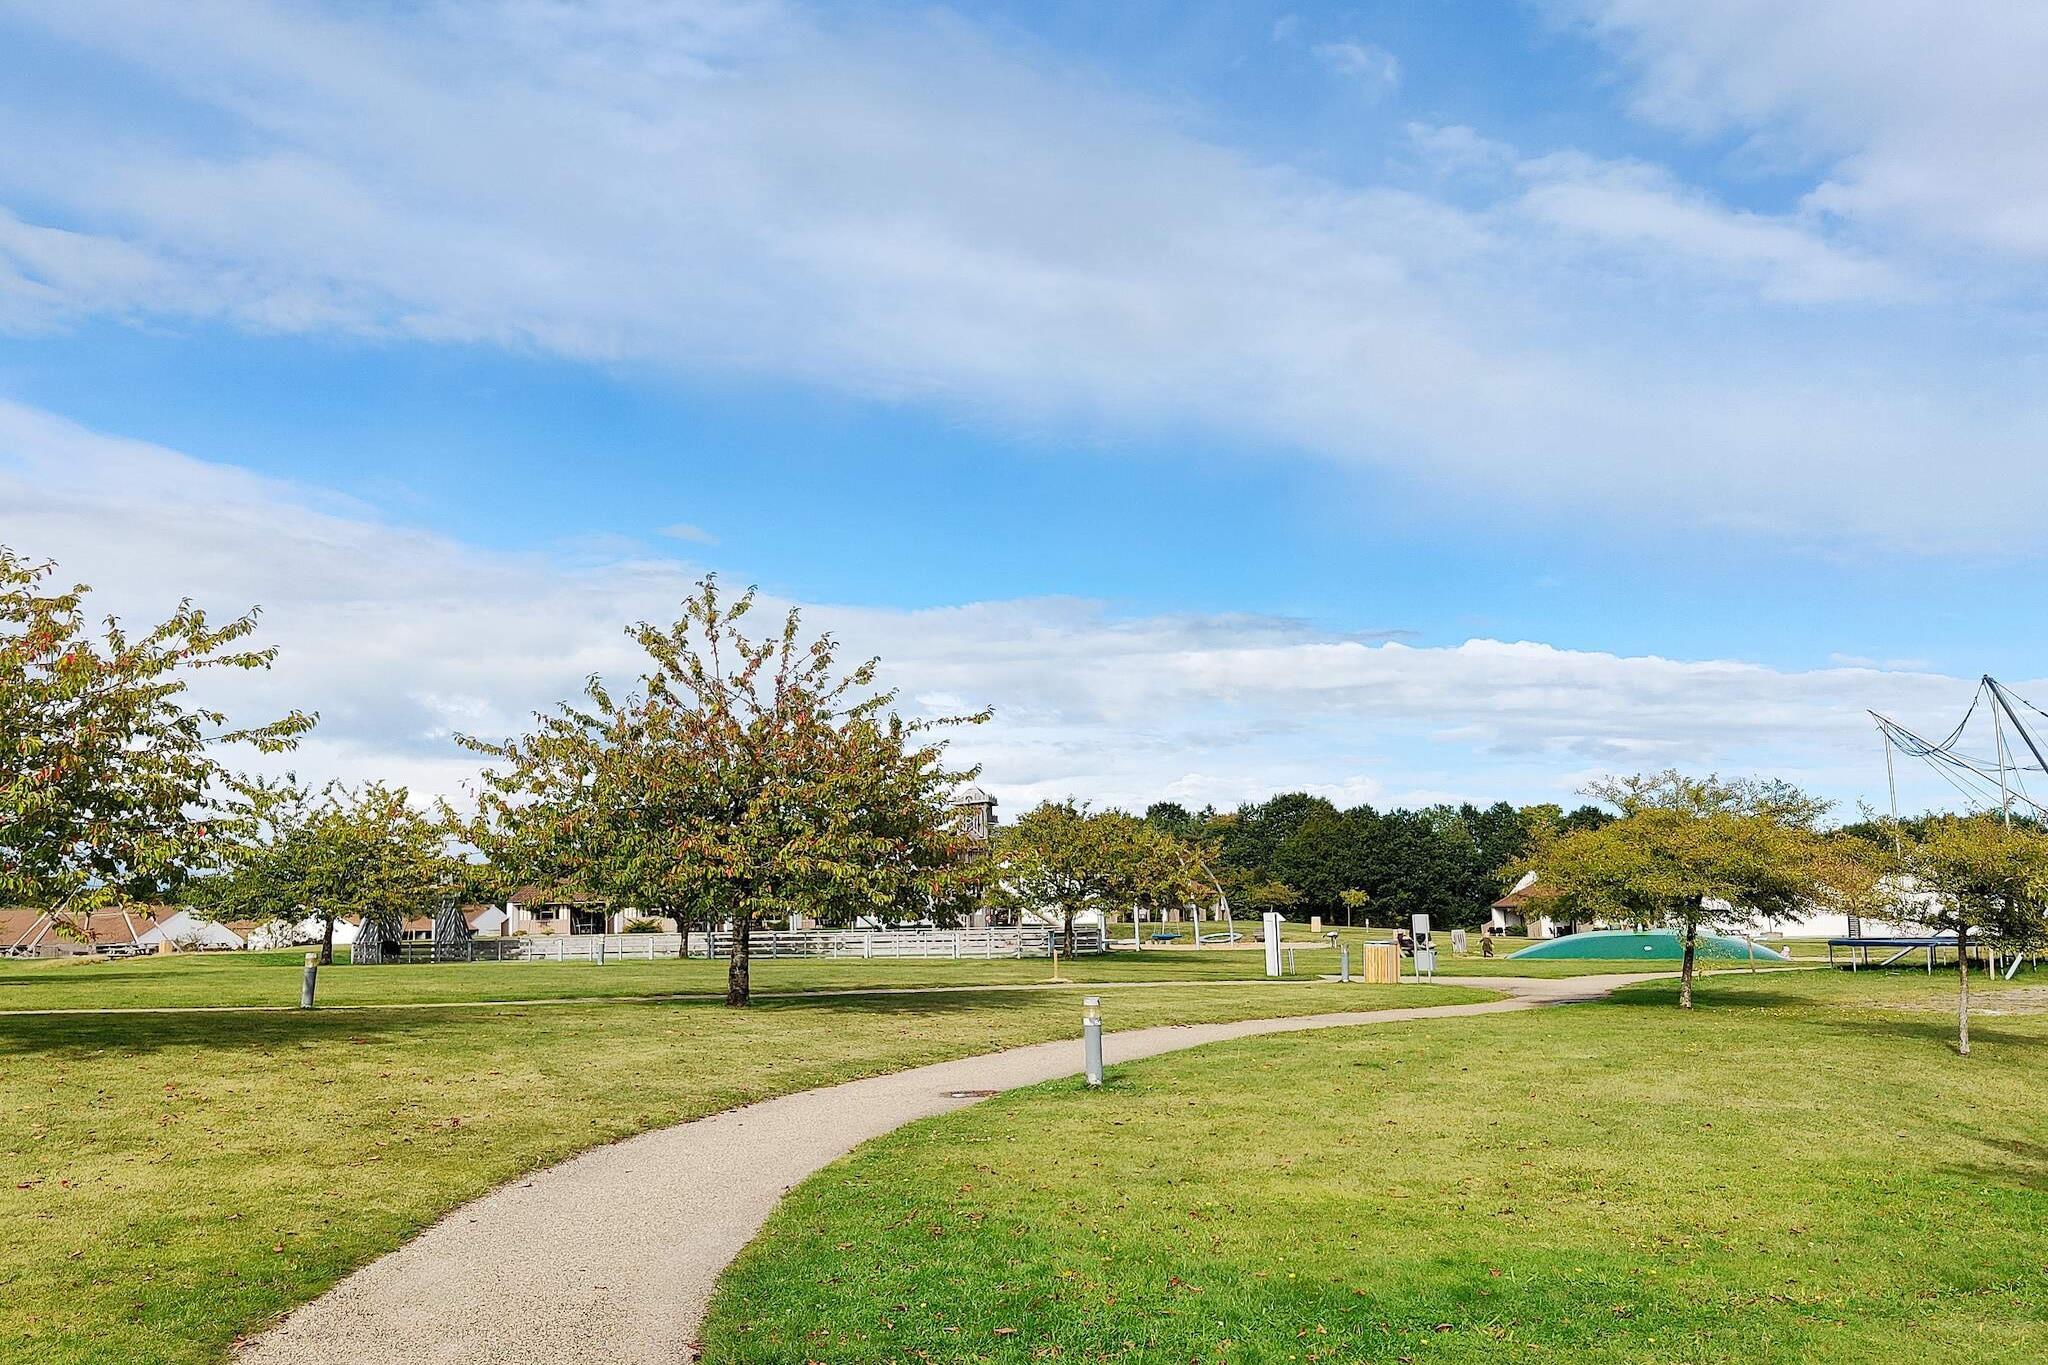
<box><xmin>1312</xmin><ymin>39</ymin><xmax>1402</xmax><ymax>97</ymax></box>
<box><xmin>0</xmin><ymin>400</ymin><xmax>2001</xmax><ymax>818</ymax></box>
<box><xmin>1559</xmin><ymin>0</ymin><xmax>2048</xmax><ymax>259</ymax></box>
<box><xmin>0</xmin><ymin>2</ymin><xmax>2041</xmax><ymax>548</ymax></box>
<box><xmin>658</xmin><ymin>522</ymin><xmax>719</xmax><ymax>546</ymax></box>
<box><xmin>1404</xmin><ymin>122</ymin><xmax>1517</xmax><ymax>179</ymax></box>
<box><xmin>1515</xmin><ymin>152</ymin><xmax>1906</xmax><ymax>302</ymax></box>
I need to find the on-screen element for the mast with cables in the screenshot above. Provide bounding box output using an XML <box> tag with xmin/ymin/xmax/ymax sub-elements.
<box><xmin>1870</xmin><ymin>675</ymin><xmax>2048</xmax><ymax>825</ymax></box>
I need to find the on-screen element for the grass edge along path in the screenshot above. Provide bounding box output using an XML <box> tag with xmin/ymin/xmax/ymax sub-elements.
<box><xmin>0</xmin><ymin>977</ymin><xmax>1490</xmax><ymax>1365</ymax></box>
<box><xmin>703</xmin><ymin>968</ymin><xmax>2048</xmax><ymax>1365</ymax></box>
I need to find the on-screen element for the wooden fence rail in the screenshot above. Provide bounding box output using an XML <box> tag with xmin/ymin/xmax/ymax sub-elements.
<box><xmin>366</xmin><ymin>924</ymin><xmax>1105</xmax><ymax>965</ymax></box>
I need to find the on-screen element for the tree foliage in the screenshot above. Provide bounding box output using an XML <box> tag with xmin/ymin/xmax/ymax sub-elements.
<box><xmin>1534</xmin><ymin>772</ymin><xmax>1824</xmax><ymax>1007</ymax></box>
<box><xmin>994</xmin><ymin>802</ymin><xmax>1208</xmax><ymax>954</ymax></box>
<box><xmin>0</xmin><ymin>548</ymin><xmax>313</xmax><ymax>918</ymax></box>
<box><xmin>1899</xmin><ymin>815</ymin><xmax>2048</xmax><ymax>1055</ymax></box>
<box><xmin>195</xmin><ymin>777</ymin><xmax>465</xmax><ymax>963</ymax></box>
<box><xmin>456</xmin><ymin>577</ymin><xmax>986</xmax><ymax>1005</ymax></box>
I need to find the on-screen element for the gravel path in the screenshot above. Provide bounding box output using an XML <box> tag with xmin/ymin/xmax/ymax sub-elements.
<box><xmin>237</xmin><ymin>973</ymin><xmax>1657</xmax><ymax>1365</ymax></box>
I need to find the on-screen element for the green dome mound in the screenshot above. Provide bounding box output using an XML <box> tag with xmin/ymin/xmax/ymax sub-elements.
<box><xmin>1507</xmin><ymin>929</ymin><xmax>1791</xmax><ymax>962</ymax></box>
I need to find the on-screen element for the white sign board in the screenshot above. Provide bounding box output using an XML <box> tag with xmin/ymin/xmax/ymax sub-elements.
<box><xmin>1410</xmin><ymin>913</ymin><xmax>1431</xmax><ymax>943</ymax></box>
<box><xmin>1262</xmin><ymin>912</ymin><xmax>1283</xmax><ymax>978</ymax></box>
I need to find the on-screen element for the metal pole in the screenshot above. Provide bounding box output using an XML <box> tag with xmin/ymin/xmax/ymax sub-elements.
<box><xmin>1082</xmin><ymin>996</ymin><xmax>1103</xmax><ymax>1087</ymax></box>
<box><xmin>1340</xmin><ymin>944</ymin><xmax>1350</xmax><ymax>982</ymax></box>
<box><xmin>1993</xmin><ymin>685</ymin><xmax>2014</xmax><ymax>828</ymax></box>
<box><xmin>1883</xmin><ymin>729</ymin><xmax>1901</xmax><ymax>860</ymax></box>
<box><xmin>1987</xmin><ymin>677</ymin><xmax>2048</xmax><ymax>792</ymax></box>
<box><xmin>299</xmin><ymin>951</ymin><xmax>319</xmax><ymax>1009</ymax></box>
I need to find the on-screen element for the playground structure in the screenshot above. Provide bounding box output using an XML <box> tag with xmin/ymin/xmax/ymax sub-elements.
<box><xmin>1863</xmin><ymin>676</ymin><xmax>2048</xmax><ymax>977</ymax></box>
<box><xmin>1827</xmin><ymin>929</ymin><xmax>2036</xmax><ymax>979</ymax></box>
<box><xmin>1508</xmin><ymin>929</ymin><xmax>1790</xmax><ymax>963</ymax></box>
<box><xmin>1872</xmin><ymin>676</ymin><xmax>2048</xmax><ymax>830</ymax></box>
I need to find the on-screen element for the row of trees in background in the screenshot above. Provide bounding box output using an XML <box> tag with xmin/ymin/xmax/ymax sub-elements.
<box><xmin>1137</xmin><ymin>794</ymin><xmax>1613</xmax><ymax>930</ymax></box>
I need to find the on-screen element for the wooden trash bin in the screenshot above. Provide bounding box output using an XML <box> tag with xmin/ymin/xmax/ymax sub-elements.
<box><xmin>1359</xmin><ymin>942</ymin><xmax>1402</xmax><ymax>984</ymax></box>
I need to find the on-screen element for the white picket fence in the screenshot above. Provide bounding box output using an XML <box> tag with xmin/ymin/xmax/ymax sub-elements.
<box><xmin>417</xmin><ymin>924</ymin><xmax>1105</xmax><ymax>964</ymax></box>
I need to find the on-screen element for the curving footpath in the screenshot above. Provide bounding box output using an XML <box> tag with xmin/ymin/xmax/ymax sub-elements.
<box><xmin>237</xmin><ymin>973</ymin><xmax>1659</xmax><ymax>1365</ymax></box>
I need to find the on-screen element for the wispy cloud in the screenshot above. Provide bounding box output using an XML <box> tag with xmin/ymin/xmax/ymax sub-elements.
<box><xmin>1311</xmin><ymin>39</ymin><xmax>1402</xmax><ymax>97</ymax></box>
<box><xmin>0</xmin><ymin>399</ymin><xmax>1993</xmax><ymax>816</ymax></box>
<box><xmin>658</xmin><ymin>522</ymin><xmax>719</xmax><ymax>546</ymax></box>
<box><xmin>0</xmin><ymin>2</ymin><xmax>2040</xmax><ymax>550</ymax></box>
<box><xmin>1557</xmin><ymin>0</ymin><xmax>2048</xmax><ymax>258</ymax></box>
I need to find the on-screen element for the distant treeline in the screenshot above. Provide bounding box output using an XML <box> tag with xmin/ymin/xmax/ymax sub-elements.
<box><xmin>1140</xmin><ymin>795</ymin><xmax>1615</xmax><ymax>930</ymax></box>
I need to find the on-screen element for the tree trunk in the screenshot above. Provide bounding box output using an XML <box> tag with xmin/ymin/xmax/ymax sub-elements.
<box><xmin>726</xmin><ymin>916</ymin><xmax>751</xmax><ymax>1007</ymax></box>
<box><xmin>1679</xmin><ymin>919</ymin><xmax>1697</xmax><ymax>1009</ymax></box>
<box><xmin>1064</xmin><ymin>911</ymin><xmax>1076</xmax><ymax>960</ymax></box>
<box><xmin>319</xmin><ymin>911</ymin><xmax>336</xmax><ymax>966</ymax></box>
<box><xmin>1956</xmin><ymin>927</ymin><xmax>1971</xmax><ymax>1057</ymax></box>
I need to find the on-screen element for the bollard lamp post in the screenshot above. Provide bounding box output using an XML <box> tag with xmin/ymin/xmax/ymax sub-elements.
<box><xmin>300</xmin><ymin>951</ymin><xmax>320</xmax><ymax>1010</ymax></box>
<box><xmin>1082</xmin><ymin>995</ymin><xmax>1103</xmax><ymax>1087</ymax></box>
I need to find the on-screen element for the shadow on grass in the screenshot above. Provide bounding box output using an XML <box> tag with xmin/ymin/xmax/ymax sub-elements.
<box><xmin>747</xmin><ymin>987</ymin><xmax>1108</xmax><ymax>1019</ymax></box>
<box><xmin>0</xmin><ymin>982</ymin><xmax>1121</xmax><ymax>1055</ymax></box>
<box><xmin>1945</xmin><ymin>1135</ymin><xmax>2048</xmax><ymax>1193</ymax></box>
<box><xmin>1597</xmin><ymin>982</ymin><xmax>1824</xmax><ymax>1011</ymax></box>
<box><xmin>0</xmin><ymin>1007</ymin><xmax>448</xmax><ymax>1057</ymax></box>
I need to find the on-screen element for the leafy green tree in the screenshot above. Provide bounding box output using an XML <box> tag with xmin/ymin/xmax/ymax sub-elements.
<box><xmin>1270</xmin><ymin>804</ymin><xmax>1360</xmax><ymax>916</ymax></box>
<box><xmin>1238</xmin><ymin>879</ymin><xmax>1303</xmax><ymax>916</ymax></box>
<box><xmin>458</xmin><ymin>577</ymin><xmax>985</xmax><ymax>1006</ymax></box>
<box><xmin>1</xmin><ymin>548</ymin><xmax>313</xmax><ymax>927</ymax></box>
<box><xmin>1804</xmin><ymin>835</ymin><xmax>1900</xmax><ymax>941</ymax></box>
<box><xmin>995</xmin><ymin>802</ymin><xmax>1207</xmax><ymax>955</ymax></box>
<box><xmin>1900</xmin><ymin>816</ymin><xmax>2048</xmax><ymax>1056</ymax></box>
<box><xmin>1338</xmin><ymin>887</ymin><xmax>1371</xmax><ymax>927</ymax></box>
<box><xmin>1142</xmin><ymin>802</ymin><xmax>1201</xmax><ymax>841</ymax></box>
<box><xmin>198</xmin><ymin>777</ymin><xmax>465</xmax><ymax>963</ymax></box>
<box><xmin>1537</xmin><ymin>771</ymin><xmax>1824</xmax><ymax>1008</ymax></box>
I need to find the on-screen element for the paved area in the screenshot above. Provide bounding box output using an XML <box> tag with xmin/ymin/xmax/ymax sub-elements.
<box><xmin>238</xmin><ymin>973</ymin><xmax>1659</xmax><ymax>1365</ymax></box>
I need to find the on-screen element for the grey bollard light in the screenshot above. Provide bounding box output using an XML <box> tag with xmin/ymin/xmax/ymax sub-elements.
<box><xmin>1082</xmin><ymin>996</ymin><xmax>1103</xmax><ymax>1087</ymax></box>
<box><xmin>1340</xmin><ymin>944</ymin><xmax>1350</xmax><ymax>982</ymax></box>
<box><xmin>300</xmin><ymin>951</ymin><xmax>319</xmax><ymax>1009</ymax></box>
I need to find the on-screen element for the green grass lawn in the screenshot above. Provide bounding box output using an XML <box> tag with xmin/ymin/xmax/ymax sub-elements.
<box><xmin>0</xmin><ymin>969</ymin><xmax>1483</xmax><ymax>1365</ymax></box>
<box><xmin>0</xmin><ymin>945</ymin><xmax>1340</xmax><ymax>1012</ymax></box>
<box><xmin>704</xmin><ymin>967</ymin><xmax>2048</xmax><ymax>1364</ymax></box>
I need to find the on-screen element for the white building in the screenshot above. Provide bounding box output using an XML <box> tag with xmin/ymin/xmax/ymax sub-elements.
<box><xmin>134</xmin><ymin>910</ymin><xmax>247</xmax><ymax>952</ymax></box>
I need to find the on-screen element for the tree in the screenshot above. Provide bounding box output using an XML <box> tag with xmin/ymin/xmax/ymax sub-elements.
<box><xmin>1</xmin><ymin>548</ymin><xmax>313</xmax><ymax>928</ymax></box>
<box><xmin>1537</xmin><ymin>771</ymin><xmax>1823</xmax><ymax>1008</ymax></box>
<box><xmin>995</xmin><ymin>802</ymin><xmax>1206</xmax><ymax>955</ymax></box>
<box><xmin>1238</xmin><ymin>879</ymin><xmax>1303</xmax><ymax>916</ymax></box>
<box><xmin>1899</xmin><ymin>815</ymin><xmax>2048</xmax><ymax>1056</ymax></box>
<box><xmin>458</xmin><ymin>577</ymin><xmax>985</xmax><ymax>1006</ymax></box>
<box><xmin>1270</xmin><ymin>804</ymin><xmax>1359</xmax><ymax>916</ymax></box>
<box><xmin>198</xmin><ymin>777</ymin><xmax>465</xmax><ymax>963</ymax></box>
<box><xmin>1804</xmin><ymin>836</ymin><xmax>1900</xmax><ymax>942</ymax></box>
<box><xmin>1338</xmin><ymin>887</ymin><xmax>1371</xmax><ymax>928</ymax></box>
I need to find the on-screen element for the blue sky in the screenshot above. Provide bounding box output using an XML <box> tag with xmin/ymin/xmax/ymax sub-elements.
<box><xmin>4</xmin><ymin>1</ymin><xmax>2046</xmax><ymax>817</ymax></box>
